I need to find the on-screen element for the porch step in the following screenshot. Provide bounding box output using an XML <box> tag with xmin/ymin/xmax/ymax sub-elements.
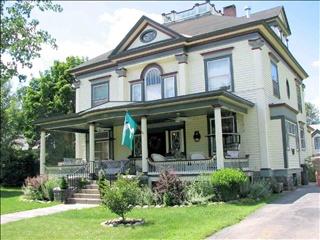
<box><xmin>73</xmin><ymin>193</ymin><xmax>100</xmax><ymax>199</ymax></box>
<box><xmin>80</xmin><ymin>188</ymin><xmax>100</xmax><ymax>194</ymax></box>
<box><xmin>68</xmin><ymin>198</ymin><xmax>101</xmax><ymax>204</ymax></box>
<box><xmin>84</xmin><ymin>184</ymin><xmax>99</xmax><ymax>189</ymax></box>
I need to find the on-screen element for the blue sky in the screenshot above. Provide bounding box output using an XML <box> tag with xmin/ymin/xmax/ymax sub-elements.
<box><xmin>14</xmin><ymin>1</ymin><xmax>319</xmax><ymax>107</ymax></box>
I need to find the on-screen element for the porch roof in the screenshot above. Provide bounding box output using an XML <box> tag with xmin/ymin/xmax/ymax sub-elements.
<box><xmin>34</xmin><ymin>90</ymin><xmax>254</xmax><ymax>132</ymax></box>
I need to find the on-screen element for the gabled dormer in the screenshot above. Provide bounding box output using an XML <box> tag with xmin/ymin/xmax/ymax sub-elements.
<box><xmin>109</xmin><ymin>16</ymin><xmax>184</xmax><ymax>57</ymax></box>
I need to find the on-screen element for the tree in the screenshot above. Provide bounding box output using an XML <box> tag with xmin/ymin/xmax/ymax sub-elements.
<box><xmin>22</xmin><ymin>56</ymin><xmax>85</xmax><ymax>165</ymax></box>
<box><xmin>0</xmin><ymin>0</ymin><xmax>62</xmax><ymax>83</ymax></box>
<box><xmin>305</xmin><ymin>102</ymin><xmax>320</xmax><ymax>125</ymax></box>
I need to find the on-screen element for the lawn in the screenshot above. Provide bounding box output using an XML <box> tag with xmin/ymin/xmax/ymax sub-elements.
<box><xmin>0</xmin><ymin>187</ymin><xmax>58</xmax><ymax>215</ymax></box>
<box><xmin>1</xmin><ymin>199</ymin><xmax>272</xmax><ymax>240</ymax></box>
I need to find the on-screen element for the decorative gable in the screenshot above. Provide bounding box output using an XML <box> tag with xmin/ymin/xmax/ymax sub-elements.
<box><xmin>110</xmin><ymin>16</ymin><xmax>183</xmax><ymax>57</ymax></box>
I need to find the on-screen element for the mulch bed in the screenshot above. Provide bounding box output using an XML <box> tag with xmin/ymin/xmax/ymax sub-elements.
<box><xmin>101</xmin><ymin>218</ymin><xmax>144</xmax><ymax>227</ymax></box>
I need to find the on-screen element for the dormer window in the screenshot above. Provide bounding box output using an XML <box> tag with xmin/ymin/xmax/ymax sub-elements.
<box><xmin>144</xmin><ymin>67</ymin><xmax>162</xmax><ymax>101</ymax></box>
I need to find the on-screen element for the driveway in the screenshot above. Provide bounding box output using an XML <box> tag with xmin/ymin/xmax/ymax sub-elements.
<box><xmin>208</xmin><ymin>183</ymin><xmax>320</xmax><ymax>240</ymax></box>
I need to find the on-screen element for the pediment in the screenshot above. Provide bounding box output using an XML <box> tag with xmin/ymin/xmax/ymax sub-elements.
<box><xmin>110</xmin><ymin>16</ymin><xmax>183</xmax><ymax>57</ymax></box>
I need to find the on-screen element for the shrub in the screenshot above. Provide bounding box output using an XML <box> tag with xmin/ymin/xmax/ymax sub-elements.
<box><xmin>41</xmin><ymin>178</ymin><xmax>61</xmax><ymax>201</ymax></box>
<box><xmin>22</xmin><ymin>175</ymin><xmax>48</xmax><ymax>200</ymax></box>
<box><xmin>60</xmin><ymin>177</ymin><xmax>68</xmax><ymax>189</ymax></box>
<box><xmin>154</xmin><ymin>170</ymin><xmax>185</xmax><ymax>206</ymax></box>
<box><xmin>211</xmin><ymin>168</ymin><xmax>248</xmax><ymax>201</ymax></box>
<box><xmin>100</xmin><ymin>176</ymin><xmax>140</xmax><ymax>221</ymax></box>
<box><xmin>138</xmin><ymin>186</ymin><xmax>157</xmax><ymax>206</ymax></box>
<box><xmin>248</xmin><ymin>180</ymin><xmax>271</xmax><ymax>200</ymax></box>
<box><xmin>185</xmin><ymin>175</ymin><xmax>215</xmax><ymax>204</ymax></box>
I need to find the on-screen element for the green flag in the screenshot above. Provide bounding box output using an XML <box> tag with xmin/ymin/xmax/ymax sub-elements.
<box><xmin>121</xmin><ymin>112</ymin><xmax>138</xmax><ymax>150</ymax></box>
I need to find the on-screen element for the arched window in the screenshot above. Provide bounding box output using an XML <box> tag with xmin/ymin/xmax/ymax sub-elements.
<box><xmin>286</xmin><ymin>79</ymin><xmax>290</xmax><ymax>99</ymax></box>
<box><xmin>144</xmin><ymin>67</ymin><xmax>162</xmax><ymax>101</ymax></box>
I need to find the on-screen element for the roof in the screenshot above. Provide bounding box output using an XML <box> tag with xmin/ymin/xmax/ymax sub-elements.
<box><xmin>168</xmin><ymin>6</ymin><xmax>283</xmax><ymax>37</ymax></box>
<box><xmin>70</xmin><ymin>6</ymin><xmax>289</xmax><ymax>73</ymax></box>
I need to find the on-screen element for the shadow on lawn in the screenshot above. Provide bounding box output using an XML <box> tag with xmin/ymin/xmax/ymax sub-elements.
<box><xmin>0</xmin><ymin>188</ymin><xmax>22</xmax><ymax>198</ymax></box>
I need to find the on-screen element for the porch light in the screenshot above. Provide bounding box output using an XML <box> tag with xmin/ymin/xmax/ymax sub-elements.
<box><xmin>193</xmin><ymin>131</ymin><xmax>201</xmax><ymax>142</ymax></box>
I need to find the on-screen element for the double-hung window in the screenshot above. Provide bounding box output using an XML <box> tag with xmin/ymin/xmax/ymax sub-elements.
<box><xmin>299</xmin><ymin>126</ymin><xmax>306</xmax><ymax>150</ymax></box>
<box><xmin>131</xmin><ymin>83</ymin><xmax>142</xmax><ymax>102</ymax></box>
<box><xmin>315</xmin><ymin>137</ymin><xmax>320</xmax><ymax>150</ymax></box>
<box><xmin>296</xmin><ymin>84</ymin><xmax>302</xmax><ymax>112</ymax></box>
<box><xmin>271</xmin><ymin>61</ymin><xmax>280</xmax><ymax>98</ymax></box>
<box><xmin>145</xmin><ymin>68</ymin><xmax>162</xmax><ymax>101</ymax></box>
<box><xmin>163</xmin><ymin>76</ymin><xmax>176</xmax><ymax>98</ymax></box>
<box><xmin>92</xmin><ymin>82</ymin><xmax>109</xmax><ymax>107</ymax></box>
<box><xmin>206</xmin><ymin>56</ymin><xmax>232</xmax><ymax>91</ymax></box>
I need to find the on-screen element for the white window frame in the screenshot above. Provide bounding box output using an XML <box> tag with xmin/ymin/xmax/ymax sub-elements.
<box><xmin>131</xmin><ymin>83</ymin><xmax>142</xmax><ymax>102</ymax></box>
<box><xmin>163</xmin><ymin>75</ymin><xmax>176</xmax><ymax>98</ymax></box>
<box><xmin>144</xmin><ymin>67</ymin><xmax>162</xmax><ymax>101</ymax></box>
<box><xmin>271</xmin><ymin>61</ymin><xmax>280</xmax><ymax>98</ymax></box>
<box><xmin>92</xmin><ymin>82</ymin><xmax>109</xmax><ymax>107</ymax></box>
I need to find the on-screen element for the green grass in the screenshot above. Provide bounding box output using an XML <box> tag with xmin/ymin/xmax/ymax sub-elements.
<box><xmin>1</xmin><ymin>198</ymin><xmax>273</xmax><ymax>240</ymax></box>
<box><xmin>0</xmin><ymin>187</ymin><xmax>58</xmax><ymax>215</ymax></box>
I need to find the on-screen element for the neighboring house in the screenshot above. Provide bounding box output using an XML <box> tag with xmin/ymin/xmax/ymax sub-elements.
<box><xmin>310</xmin><ymin>125</ymin><xmax>320</xmax><ymax>156</ymax></box>
<box><xmin>35</xmin><ymin>2</ymin><xmax>311</xmax><ymax>187</ymax></box>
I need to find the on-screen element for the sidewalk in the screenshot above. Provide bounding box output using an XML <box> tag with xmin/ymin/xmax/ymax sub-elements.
<box><xmin>1</xmin><ymin>204</ymin><xmax>97</xmax><ymax>224</ymax></box>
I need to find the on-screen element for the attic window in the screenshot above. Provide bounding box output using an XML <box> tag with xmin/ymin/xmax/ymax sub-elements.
<box><xmin>140</xmin><ymin>29</ymin><xmax>157</xmax><ymax>43</ymax></box>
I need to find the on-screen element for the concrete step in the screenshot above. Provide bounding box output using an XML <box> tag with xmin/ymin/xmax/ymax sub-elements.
<box><xmin>68</xmin><ymin>198</ymin><xmax>101</xmax><ymax>204</ymax></box>
<box><xmin>85</xmin><ymin>184</ymin><xmax>99</xmax><ymax>189</ymax></box>
<box><xmin>73</xmin><ymin>193</ymin><xmax>101</xmax><ymax>199</ymax></box>
<box><xmin>80</xmin><ymin>189</ymin><xmax>100</xmax><ymax>194</ymax></box>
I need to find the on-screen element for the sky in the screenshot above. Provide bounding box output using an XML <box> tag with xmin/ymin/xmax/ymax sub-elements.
<box><xmin>11</xmin><ymin>1</ymin><xmax>320</xmax><ymax>108</ymax></box>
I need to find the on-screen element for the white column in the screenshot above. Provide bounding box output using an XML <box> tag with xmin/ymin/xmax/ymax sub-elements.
<box><xmin>141</xmin><ymin>116</ymin><xmax>148</xmax><ymax>173</ymax></box>
<box><xmin>40</xmin><ymin>131</ymin><xmax>46</xmax><ymax>175</ymax></box>
<box><xmin>116</xmin><ymin>67</ymin><xmax>127</xmax><ymax>101</ymax></box>
<box><xmin>89</xmin><ymin>123</ymin><xmax>95</xmax><ymax>175</ymax></box>
<box><xmin>175</xmin><ymin>53</ymin><xmax>188</xmax><ymax>96</ymax></box>
<box><xmin>214</xmin><ymin>107</ymin><xmax>224</xmax><ymax>169</ymax></box>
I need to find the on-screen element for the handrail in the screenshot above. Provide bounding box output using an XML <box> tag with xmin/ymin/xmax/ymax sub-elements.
<box><xmin>66</xmin><ymin>162</ymin><xmax>91</xmax><ymax>190</ymax></box>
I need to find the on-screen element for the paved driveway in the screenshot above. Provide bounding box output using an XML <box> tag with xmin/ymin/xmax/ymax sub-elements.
<box><xmin>209</xmin><ymin>183</ymin><xmax>320</xmax><ymax>240</ymax></box>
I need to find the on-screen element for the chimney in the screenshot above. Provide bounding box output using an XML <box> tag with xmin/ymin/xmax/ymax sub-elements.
<box><xmin>223</xmin><ymin>5</ymin><xmax>236</xmax><ymax>17</ymax></box>
<box><xmin>244</xmin><ymin>6</ymin><xmax>251</xmax><ymax>18</ymax></box>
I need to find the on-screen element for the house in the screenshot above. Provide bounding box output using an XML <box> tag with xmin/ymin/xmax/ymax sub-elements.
<box><xmin>35</xmin><ymin>2</ymin><xmax>311</xmax><ymax>188</ymax></box>
<box><xmin>309</xmin><ymin>125</ymin><xmax>320</xmax><ymax>156</ymax></box>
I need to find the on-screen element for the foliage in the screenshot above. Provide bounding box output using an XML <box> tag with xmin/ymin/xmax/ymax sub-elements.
<box><xmin>211</xmin><ymin>168</ymin><xmax>248</xmax><ymax>201</ymax></box>
<box><xmin>247</xmin><ymin>180</ymin><xmax>271</xmax><ymax>200</ymax></box>
<box><xmin>185</xmin><ymin>175</ymin><xmax>215</xmax><ymax>204</ymax></box>
<box><xmin>305</xmin><ymin>157</ymin><xmax>316</xmax><ymax>182</ymax></box>
<box><xmin>0</xmin><ymin>149</ymin><xmax>39</xmax><ymax>186</ymax></box>
<box><xmin>0</xmin><ymin>0</ymin><xmax>62</xmax><ymax>83</ymax></box>
<box><xmin>101</xmin><ymin>176</ymin><xmax>141</xmax><ymax>221</ymax></box>
<box><xmin>60</xmin><ymin>177</ymin><xmax>68</xmax><ymax>190</ymax></box>
<box><xmin>77</xmin><ymin>178</ymin><xmax>88</xmax><ymax>189</ymax></box>
<box><xmin>305</xmin><ymin>102</ymin><xmax>320</xmax><ymax>125</ymax></box>
<box><xmin>138</xmin><ymin>186</ymin><xmax>157</xmax><ymax>206</ymax></box>
<box><xmin>22</xmin><ymin>175</ymin><xmax>48</xmax><ymax>200</ymax></box>
<box><xmin>154</xmin><ymin>170</ymin><xmax>185</xmax><ymax>206</ymax></box>
<box><xmin>41</xmin><ymin>178</ymin><xmax>62</xmax><ymax>201</ymax></box>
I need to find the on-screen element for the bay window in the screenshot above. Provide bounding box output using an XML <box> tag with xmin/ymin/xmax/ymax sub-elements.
<box><xmin>205</xmin><ymin>55</ymin><xmax>233</xmax><ymax>91</ymax></box>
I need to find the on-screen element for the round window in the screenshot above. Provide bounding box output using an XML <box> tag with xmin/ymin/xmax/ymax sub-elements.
<box><xmin>140</xmin><ymin>29</ymin><xmax>157</xmax><ymax>43</ymax></box>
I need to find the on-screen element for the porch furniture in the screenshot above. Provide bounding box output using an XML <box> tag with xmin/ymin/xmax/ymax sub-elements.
<box><xmin>151</xmin><ymin>153</ymin><xmax>166</xmax><ymax>162</ymax></box>
<box><xmin>96</xmin><ymin>160</ymin><xmax>130</xmax><ymax>175</ymax></box>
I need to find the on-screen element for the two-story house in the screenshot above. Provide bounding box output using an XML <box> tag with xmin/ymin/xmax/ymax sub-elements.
<box><xmin>36</xmin><ymin>2</ymin><xmax>310</xmax><ymax>187</ymax></box>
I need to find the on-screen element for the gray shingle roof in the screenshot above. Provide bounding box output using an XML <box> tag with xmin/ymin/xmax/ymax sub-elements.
<box><xmin>71</xmin><ymin>6</ymin><xmax>283</xmax><ymax>72</ymax></box>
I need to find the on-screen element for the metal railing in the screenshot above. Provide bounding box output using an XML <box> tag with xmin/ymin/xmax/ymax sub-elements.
<box><xmin>148</xmin><ymin>158</ymin><xmax>216</xmax><ymax>175</ymax></box>
<box><xmin>66</xmin><ymin>162</ymin><xmax>92</xmax><ymax>189</ymax></box>
<box><xmin>45</xmin><ymin>164</ymin><xmax>85</xmax><ymax>178</ymax></box>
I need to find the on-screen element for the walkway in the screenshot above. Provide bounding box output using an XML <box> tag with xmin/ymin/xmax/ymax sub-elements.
<box><xmin>1</xmin><ymin>204</ymin><xmax>97</xmax><ymax>224</ymax></box>
<box><xmin>209</xmin><ymin>183</ymin><xmax>320</xmax><ymax>239</ymax></box>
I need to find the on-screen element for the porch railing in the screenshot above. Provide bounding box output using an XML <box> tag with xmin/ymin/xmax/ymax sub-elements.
<box><xmin>66</xmin><ymin>162</ymin><xmax>92</xmax><ymax>189</ymax></box>
<box><xmin>148</xmin><ymin>158</ymin><xmax>216</xmax><ymax>175</ymax></box>
<box><xmin>224</xmin><ymin>157</ymin><xmax>249</xmax><ymax>170</ymax></box>
<box><xmin>45</xmin><ymin>164</ymin><xmax>85</xmax><ymax>178</ymax></box>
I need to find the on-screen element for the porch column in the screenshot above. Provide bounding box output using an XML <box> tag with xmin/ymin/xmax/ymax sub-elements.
<box><xmin>175</xmin><ymin>53</ymin><xmax>188</xmax><ymax>96</ymax></box>
<box><xmin>141</xmin><ymin>116</ymin><xmax>148</xmax><ymax>173</ymax></box>
<box><xmin>40</xmin><ymin>130</ymin><xmax>46</xmax><ymax>175</ymax></box>
<box><xmin>89</xmin><ymin>123</ymin><xmax>95</xmax><ymax>176</ymax></box>
<box><xmin>214</xmin><ymin>107</ymin><xmax>224</xmax><ymax>169</ymax></box>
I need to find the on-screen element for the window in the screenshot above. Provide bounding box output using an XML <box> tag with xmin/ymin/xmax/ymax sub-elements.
<box><xmin>271</xmin><ymin>61</ymin><xmax>280</xmax><ymax>98</ymax></box>
<box><xmin>296</xmin><ymin>84</ymin><xmax>302</xmax><ymax>112</ymax></box>
<box><xmin>286</xmin><ymin>79</ymin><xmax>290</xmax><ymax>99</ymax></box>
<box><xmin>300</xmin><ymin>126</ymin><xmax>306</xmax><ymax>150</ymax></box>
<box><xmin>163</xmin><ymin>76</ymin><xmax>176</xmax><ymax>98</ymax></box>
<box><xmin>144</xmin><ymin>67</ymin><xmax>161</xmax><ymax>101</ymax></box>
<box><xmin>92</xmin><ymin>82</ymin><xmax>109</xmax><ymax>107</ymax></box>
<box><xmin>205</xmin><ymin>56</ymin><xmax>232</xmax><ymax>91</ymax></box>
<box><xmin>131</xmin><ymin>83</ymin><xmax>142</xmax><ymax>101</ymax></box>
<box><xmin>315</xmin><ymin>137</ymin><xmax>320</xmax><ymax>150</ymax></box>
<box><xmin>94</xmin><ymin>130</ymin><xmax>111</xmax><ymax>160</ymax></box>
<box><xmin>285</xmin><ymin>120</ymin><xmax>298</xmax><ymax>150</ymax></box>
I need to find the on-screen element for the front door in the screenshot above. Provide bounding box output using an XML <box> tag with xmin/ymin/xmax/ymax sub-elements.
<box><xmin>148</xmin><ymin>132</ymin><xmax>166</xmax><ymax>156</ymax></box>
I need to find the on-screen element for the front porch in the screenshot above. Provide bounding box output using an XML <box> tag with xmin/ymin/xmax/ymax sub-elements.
<box><xmin>37</xmin><ymin>90</ymin><xmax>254</xmax><ymax>180</ymax></box>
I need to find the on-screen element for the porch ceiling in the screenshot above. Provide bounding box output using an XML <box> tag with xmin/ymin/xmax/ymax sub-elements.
<box><xmin>34</xmin><ymin>90</ymin><xmax>254</xmax><ymax>132</ymax></box>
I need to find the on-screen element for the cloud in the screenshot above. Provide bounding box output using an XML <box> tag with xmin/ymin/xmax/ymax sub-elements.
<box><xmin>98</xmin><ymin>8</ymin><xmax>162</xmax><ymax>50</ymax></box>
<box><xmin>312</xmin><ymin>60</ymin><xmax>320</xmax><ymax>68</ymax></box>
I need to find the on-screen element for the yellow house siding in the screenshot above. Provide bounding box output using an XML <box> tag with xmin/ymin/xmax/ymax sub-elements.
<box><xmin>113</xmin><ymin>125</ymin><xmax>131</xmax><ymax>160</ymax></box>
